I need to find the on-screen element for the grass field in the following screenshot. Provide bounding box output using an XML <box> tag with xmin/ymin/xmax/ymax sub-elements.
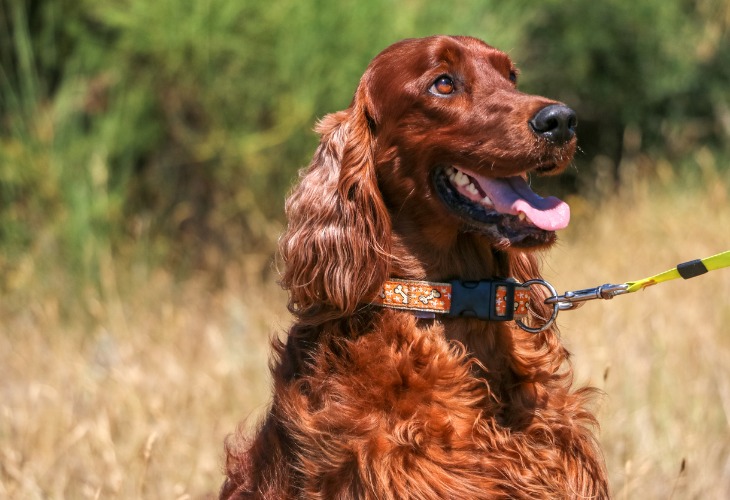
<box><xmin>1</xmin><ymin>173</ymin><xmax>729</xmax><ymax>499</ymax></box>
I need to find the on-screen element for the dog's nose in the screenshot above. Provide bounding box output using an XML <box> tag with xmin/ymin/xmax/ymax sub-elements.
<box><xmin>529</xmin><ymin>104</ymin><xmax>577</xmax><ymax>145</ymax></box>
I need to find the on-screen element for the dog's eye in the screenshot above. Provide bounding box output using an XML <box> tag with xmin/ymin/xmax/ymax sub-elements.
<box><xmin>508</xmin><ymin>70</ymin><xmax>518</xmax><ymax>84</ymax></box>
<box><xmin>430</xmin><ymin>76</ymin><xmax>455</xmax><ymax>95</ymax></box>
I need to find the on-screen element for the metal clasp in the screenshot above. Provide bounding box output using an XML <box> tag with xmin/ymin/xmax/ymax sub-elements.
<box><xmin>515</xmin><ymin>279</ymin><xmax>560</xmax><ymax>334</ymax></box>
<box><xmin>544</xmin><ymin>283</ymin><xmax>629</xmax><ymax>311</ymax></box>
<box><xmin>514</xmin><ymin>281</ymin><xmax>631</xmax><ymax>333</ymax></box>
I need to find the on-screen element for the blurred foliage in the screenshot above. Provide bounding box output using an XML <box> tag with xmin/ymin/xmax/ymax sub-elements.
<box><xmin>0</xmin><ymin>0</ymin><xmax>728</xmax><ymax>301</ymax></box>
<box><xmin>520</xmin><ymin>0</ymin><xmax>730</xmax><ymax>193</ymax></box>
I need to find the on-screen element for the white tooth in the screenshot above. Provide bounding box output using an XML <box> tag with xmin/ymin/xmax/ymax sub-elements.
<box><xmin>453</xmin><ymin>171</ymin><xmax>470</xmax><ymax>186</ymax></box>
<box><xmin>481</xmin><ymin>195</ymin><xmax>493</xmax><ymax>206</ymax></box>
<box><xmin>518</xmin><ymin>212</ymin><xmax>526</xmax><ymax>221</ymax></box>
<box><xmin>466</xmin><ymin>183</ymin><xmax>479</xmax><ymax>196</ymax></box>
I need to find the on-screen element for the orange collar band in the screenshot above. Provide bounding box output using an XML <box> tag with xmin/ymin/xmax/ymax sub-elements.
<box><xmin>373</xmin><ymin>278</ymin><xmax>531</xmax><ymax>322</ymax></box>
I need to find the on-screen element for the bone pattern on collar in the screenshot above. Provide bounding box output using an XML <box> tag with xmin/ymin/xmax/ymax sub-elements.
<box><xmin>372</xmin><ymin>278</ymin><xmax>531</xmax><ymax>321</ymax></box>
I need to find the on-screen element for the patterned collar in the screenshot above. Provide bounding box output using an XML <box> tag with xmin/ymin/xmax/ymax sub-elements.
<box><xmin>372</xmin><ymin>278</ymin><xmax>530</xmax><ymax>322</ymax></box>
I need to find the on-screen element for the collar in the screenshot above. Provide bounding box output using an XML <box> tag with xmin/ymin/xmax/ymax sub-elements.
<box><xmin>372</xmin><ymin>278</ymin><xmax>530</xmax><ymax>322</ymax></box>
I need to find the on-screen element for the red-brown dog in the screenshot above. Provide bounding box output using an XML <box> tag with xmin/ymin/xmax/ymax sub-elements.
<box><xmin>222</xmin><ymin>35</ymin><xmax>608</xmax><ymax>499</ymax></box>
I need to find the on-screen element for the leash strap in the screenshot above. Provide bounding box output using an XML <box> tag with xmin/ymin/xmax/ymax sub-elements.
<box><xmin>547</xmin><ymin>250</ymin><xmax>730</xmax><ymax>309</ymax></box>
<box><xmin>373</xmin><ymin>278</ymin><xmax>531</xmax><ymax>321</ymax></box>
<box><xmin>624</xmin><ymin>250</ymin><xmax>730</xmax><ymax>292</ymax></box>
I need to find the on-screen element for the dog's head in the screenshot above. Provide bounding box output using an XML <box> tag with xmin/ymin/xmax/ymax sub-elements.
<box><xmin>362</xmin><ymin>36</ymin><xmax>577</xmax><ymax>250</ymax></box>
<box><xmin>281</xmin><ymin>36</ymin><xmax>576</xmax><ymax>318</ymax></box>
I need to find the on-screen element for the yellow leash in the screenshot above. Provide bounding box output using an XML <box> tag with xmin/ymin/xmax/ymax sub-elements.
<box><xmin>511</xmin><ymin>250</ymin><xmax>730</xmax><ymax>332</ymax></box>
<box><xmin>624</xmin><ymin>250</ymin><xmax>730</xmax><ymax>292</ymax></box>
<box><xmin>544</xmin><ymin>250</ymin><xmax>730</xmax><ymax>312</ymax></box>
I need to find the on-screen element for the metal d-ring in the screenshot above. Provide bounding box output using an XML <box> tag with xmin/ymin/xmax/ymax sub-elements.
<box><xmin>515</xmin><ymin>279</ymin><xmax>560</xmax><ymax>333</ymax></box>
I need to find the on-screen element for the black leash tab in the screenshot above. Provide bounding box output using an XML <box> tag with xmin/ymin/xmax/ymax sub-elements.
<box><xmin>676</xmin><ymin>259</ymin><xmax>709</xmax><ymax>280</ymax></box>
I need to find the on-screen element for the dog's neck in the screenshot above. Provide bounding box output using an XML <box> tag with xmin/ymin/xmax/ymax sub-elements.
<box><xmin>388</xmin><ymin>227</ymin><xmax>510</xmax><ymax>282</ymax></box>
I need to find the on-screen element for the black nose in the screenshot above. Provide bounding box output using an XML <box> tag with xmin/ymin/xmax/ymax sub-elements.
<box><xmin>529</xmin><ymin>104</ymin><xmax>577</xmax><ymax>145</ymax></box>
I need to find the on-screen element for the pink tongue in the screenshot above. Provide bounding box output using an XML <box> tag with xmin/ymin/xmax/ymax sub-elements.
<box><xmin>475</xmin><ymin>175</ymin><xmax>570</xmax><ymax>230</ymax></box>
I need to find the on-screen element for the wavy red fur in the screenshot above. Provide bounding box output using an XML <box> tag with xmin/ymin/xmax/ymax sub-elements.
<box><xmin>221</xmin><ymin>35</ymin><xmax>609</xmax><ymax>499</ymax></box>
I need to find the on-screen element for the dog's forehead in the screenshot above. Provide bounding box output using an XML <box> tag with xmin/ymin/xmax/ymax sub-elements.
<box><xmin>371</xmin><ymin>36</ymin><xmax>514</xmax><ymax>79</ymax></box>
<box><xmin>360</xmin><ymin>36</ymin><xmax>518</xmax><ymax>118</ymax></box>
<box><xmin>435</xmin><ymin>37</ymin><xmax>514</xmax><ymax>72</ymax></box>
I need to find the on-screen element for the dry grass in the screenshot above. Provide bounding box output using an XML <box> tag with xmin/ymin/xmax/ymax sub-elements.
<box><xmin>1</xmin><ymin>174</ymin><xmax>729</xmax><ymax>499</ymax></box>
<box><xmin>0</xmin><ymin>264</ymin><xmax>288</xmax><ymax>499</ymax></box>
<box><xmin>547</xmin><ymin>172</ymin><xmax>730</xmax><ymax>498</ymax></box>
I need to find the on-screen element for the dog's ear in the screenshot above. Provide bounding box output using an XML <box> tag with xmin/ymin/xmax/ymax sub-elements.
<box><xmin>280</xmin><ymin>85</ymin><xmax>390</xmax><ymax>323</ymax></box>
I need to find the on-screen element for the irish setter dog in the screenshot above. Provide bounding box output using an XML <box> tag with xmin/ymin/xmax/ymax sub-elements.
<box><xmin>221</xmin><ymin>35</ymin><xmax>608</xmax><ymax>499</ymax></box>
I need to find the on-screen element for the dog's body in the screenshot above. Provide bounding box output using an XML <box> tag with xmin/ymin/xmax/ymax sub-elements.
<box><xmin>222</xmin><ymin>36</ymin><xmax>608</xmax><ymax>499</ymax></box>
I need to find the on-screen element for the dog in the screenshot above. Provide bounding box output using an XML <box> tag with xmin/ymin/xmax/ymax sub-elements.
<box><xmin>221</xmin><ymin>35</ymin><xmax>609</xmax><ymax>499</ymax></box>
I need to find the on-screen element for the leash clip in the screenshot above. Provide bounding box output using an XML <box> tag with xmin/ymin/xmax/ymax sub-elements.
<box><xmin>544</xmin><ymin>283</ymin><xmax>629</xmax><ymax>311</ymax></box>
<box><xmin>513</xmin><ymin>280</ymin><xmax>629</xmax><ymax>333</ymax></box>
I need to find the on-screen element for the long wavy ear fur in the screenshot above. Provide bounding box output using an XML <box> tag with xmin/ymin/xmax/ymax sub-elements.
<box><xmin>279</xmin><ymin>87</ymin><xmax>391</xmax><ymax>324</ymax></box>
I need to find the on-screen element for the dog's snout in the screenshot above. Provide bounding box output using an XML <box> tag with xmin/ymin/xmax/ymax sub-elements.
<box><xmin>529</xmin><ymin>104</ymin><xmax>577</xmax><ymax>145</ymax></box>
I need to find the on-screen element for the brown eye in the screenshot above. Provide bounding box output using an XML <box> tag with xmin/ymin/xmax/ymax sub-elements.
<box><xmin>430</xmin><ymin>75</ymin><xmax>455</xmax><ymax>95</ymax></box>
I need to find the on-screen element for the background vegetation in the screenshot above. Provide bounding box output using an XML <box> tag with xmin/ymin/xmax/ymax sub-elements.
<box><xmin>1</xmin><ymin>0</ymin><xmax>729</xmax><ymax>498</ymax></box>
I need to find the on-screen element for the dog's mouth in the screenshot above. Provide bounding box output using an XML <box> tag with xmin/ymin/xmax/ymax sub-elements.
<box><xmin>432</xmin><ymin>165</ymin><xmax>570</xmax><ymax>248</ymax></box>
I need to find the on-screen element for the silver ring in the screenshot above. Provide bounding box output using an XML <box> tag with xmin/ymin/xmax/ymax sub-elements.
<box><xmin>515</xmin><ymin>279</ymin><xmax>560</xmax><ymax>333</ymax></box>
